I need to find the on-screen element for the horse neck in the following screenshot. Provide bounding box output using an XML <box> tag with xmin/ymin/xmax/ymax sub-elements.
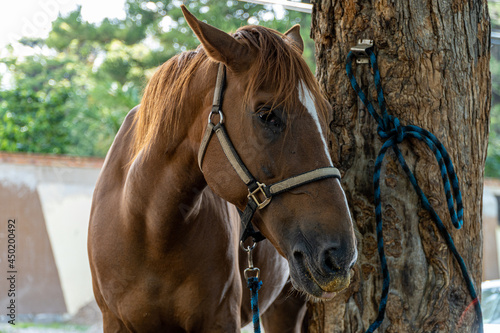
<box><xmin>122</xmin><ymin>66</ymin><xmax>219</xmax><ymax>243</ymax></box>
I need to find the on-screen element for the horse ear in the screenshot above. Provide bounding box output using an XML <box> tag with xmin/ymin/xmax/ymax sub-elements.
<box><xmin>181</xmin><ymin>5</ymin><xmax>253</xmax><ymax>70</ymax></box>
<box><xmin>284</xmin><ymin>25</ymin><xmax>304</xmax><ymax>54</ymax></box>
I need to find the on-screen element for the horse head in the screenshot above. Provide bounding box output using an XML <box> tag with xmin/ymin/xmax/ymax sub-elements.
<box><xmin>182</xmin><ymin>6</ymin><xmax>357</xmax><ymax>299</ymax></box>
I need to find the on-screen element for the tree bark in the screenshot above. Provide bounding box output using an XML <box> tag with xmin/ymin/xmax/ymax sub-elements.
<box><xmin>309</xmin><ymin>1</ymin><xmax>490</xmax><ymax>332</ymax></box>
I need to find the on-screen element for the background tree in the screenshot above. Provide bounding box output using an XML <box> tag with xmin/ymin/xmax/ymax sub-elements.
<box><xmin>307</xmin><ymin>0</ymin><xmax>490</xmax><ymax>332</ymax></box>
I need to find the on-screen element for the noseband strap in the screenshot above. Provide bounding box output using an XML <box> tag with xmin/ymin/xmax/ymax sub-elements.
<box><xmin>199</xmin><ymin>63</ymin><xmax>342</xmax><ymax>243</ymax></box>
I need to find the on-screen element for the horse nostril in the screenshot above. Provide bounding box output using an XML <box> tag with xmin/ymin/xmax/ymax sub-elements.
<box><xmin>322</xmin><ymin>247</ymin><xmax>341</xmax><ymax>273</ymax></box>
<box><xmin>293</xmin><ymin>250</ymin><xmax>304</xmax><ymax>263</ymax></box>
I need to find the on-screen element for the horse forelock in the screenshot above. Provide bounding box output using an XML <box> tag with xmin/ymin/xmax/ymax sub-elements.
<box><xmin>129</xmin><ymin>25</ymin><xmax>329</xmax><ymax>165</ymax></box>
<box><xmin>234</xmin><ymin>25</ymin><xmax>329</xmax><ymax>123</ymax></box>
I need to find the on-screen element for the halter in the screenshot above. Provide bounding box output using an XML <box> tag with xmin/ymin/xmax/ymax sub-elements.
<box><xmin>198</xmin><ymin>63</ymin><xmax>342</xmax><ymax>243</ymax></box>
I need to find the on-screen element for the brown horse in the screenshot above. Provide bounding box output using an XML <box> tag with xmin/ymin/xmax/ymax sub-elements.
<box><xmin>88</xmin><ymin>6</ymin><xmax>357</xmax><ymax>332</ymax></box>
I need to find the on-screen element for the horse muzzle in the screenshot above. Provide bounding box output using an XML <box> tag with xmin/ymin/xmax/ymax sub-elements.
<box><xmin>288</xmin><ymin>240</ymin><xmax>357</xmax><ymax>299</ymax></box>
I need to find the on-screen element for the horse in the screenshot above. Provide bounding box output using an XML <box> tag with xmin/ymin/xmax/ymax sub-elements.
<box><xmin>88</xmin><ymin>5</ymin><xmax>357</xmax><ymax>332</ymax></box>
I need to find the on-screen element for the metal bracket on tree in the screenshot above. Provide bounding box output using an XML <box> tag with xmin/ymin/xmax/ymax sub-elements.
<box><xmin>350</xmin><ymin>39</ymin><xmax>374</xmax><ymax>64</ymax></box>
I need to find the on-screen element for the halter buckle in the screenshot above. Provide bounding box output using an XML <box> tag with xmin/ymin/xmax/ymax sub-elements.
<box><xmin>248</xmin><ymin>182</ymin><xmax>271</xmax><ymax>210</ymax></box>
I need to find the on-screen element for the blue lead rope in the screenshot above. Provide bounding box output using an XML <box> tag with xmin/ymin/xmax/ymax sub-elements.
<box><xmin>345</xmin><ymin>48</ymin><xmax>483</xmax><ymax>332</ymax></box>
<box><xmin>247</xmin><ymin>276</ymin><xmax>262</xmax><ymax>333</ymax></box>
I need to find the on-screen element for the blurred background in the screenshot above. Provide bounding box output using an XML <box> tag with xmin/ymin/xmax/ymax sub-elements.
<box><xmin>1</xmin><ymin>0</ymin><xmax>500</xmax><ymax>332</ymax></box>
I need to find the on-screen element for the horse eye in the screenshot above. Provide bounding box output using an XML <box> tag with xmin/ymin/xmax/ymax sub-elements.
<box><xmin>258</xmin><ymin>110</ymin><xmax>282</xmax><ymax>128</ymax></box>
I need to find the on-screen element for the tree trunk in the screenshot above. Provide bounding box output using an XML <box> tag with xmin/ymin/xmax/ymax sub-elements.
<box><xmin>309</xmin><ymin>1</ymin><xmax>490</xmax><ymax>332</ymax></box>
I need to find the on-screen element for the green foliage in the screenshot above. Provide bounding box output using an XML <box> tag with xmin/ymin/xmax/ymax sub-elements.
<box><xmin>486</xmin><ymin>4</ymin><xmax>500</xmax><ymax>178</ymax></box>
<box><xmin>490</xmin><ymin>3</ymin><xmax>500</xmax><ymax>30</ymax></box>
<box><xmin>0</xmin><ymin>1</ymin><xmax>313</xmax><ymax>157</ymax></box>
<box><xmin>1</xmin><ymin>56</ymin><xmax>73</xmax><ymax>154</ymax></box>
<box><xmin>486</xmin><ymin>103</ymin><xmax>500</xmax><ymax>178</ymax></box>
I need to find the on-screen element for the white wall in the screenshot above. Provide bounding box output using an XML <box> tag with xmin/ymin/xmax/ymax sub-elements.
<box><xmin>0</xmin><ymin>161</ymin><xmax>100</xmax><ymax>315</ymax></box>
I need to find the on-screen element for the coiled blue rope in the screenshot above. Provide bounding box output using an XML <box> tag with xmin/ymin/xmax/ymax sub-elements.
<box><xmin>247</xmin><ymin>276</ymin><xmax>262</xmax><ymax>333</ymax></box>
<box><xmin>345</xmin><ymin>48</ymin><xmax>483</xmax><ymax>332</ymax></box>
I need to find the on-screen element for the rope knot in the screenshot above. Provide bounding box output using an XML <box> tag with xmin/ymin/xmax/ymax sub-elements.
<box><xmin>377</xmin><ymin>115</ymin><xmax>404</xmax><ymax>143</ymax></box>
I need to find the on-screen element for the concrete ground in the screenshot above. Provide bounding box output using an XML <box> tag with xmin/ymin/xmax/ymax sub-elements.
<box><xmin>0</xmin><ymin>300</ymin><xmax>254</xmax><ymax>332</ymax></box>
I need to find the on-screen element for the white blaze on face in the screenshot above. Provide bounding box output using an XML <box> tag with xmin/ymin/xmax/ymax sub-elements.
<box><xmin>299</xmin><ymin>83</ymin><xmax>357</xmax><ymax>263</ymax></box>
<box><xmin>298</xmin><ymin>81</ymin><xmax>333</xmax><ymax>166</ymax></box>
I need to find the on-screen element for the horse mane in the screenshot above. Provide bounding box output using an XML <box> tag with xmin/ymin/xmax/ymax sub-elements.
<box><xmin>129</xmin><ymin>25</ymin><xmax>329</xmax><ymax>164</ymax></box>
<box><xmin>129</xmin><ymin>49</ymin><xmax>208</xmax><ymax>163</ymax></box>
